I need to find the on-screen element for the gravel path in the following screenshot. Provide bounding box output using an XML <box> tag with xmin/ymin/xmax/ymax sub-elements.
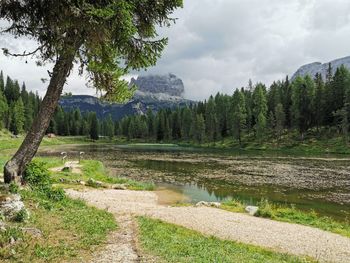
<box><xmin>67</xmin><ymin>189</ymin><xmax>350</xmax><ymax>263</ymax></box>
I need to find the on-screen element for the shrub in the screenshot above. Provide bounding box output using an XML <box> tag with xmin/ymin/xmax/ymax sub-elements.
<box><xmin>8</xmin><ymin>182</ymin><xmax>19</xmax><ymax>194</ymax></box>
<box><xmin>23</xmin><ymin>161</ymin><xmax>51</xmax><ymax>189</ymax></box>
<box><xmin>24</xmin><ymin>161</ymin><xmax>66</xmax><ymax>202</ymax></box>
<box><xmin>255</xmin><ymin>198</ymin><xmax>275</xmax><ymax>218</ymax></box>
<box><xmin>13</xmin><ymin>208</ymin><xmax>29</xmax><ymax>222</ymax></box>
<box><xmin>45</xmin><ymin>187</ymin><xmax>65</xmax><ymax>202</ymax></box>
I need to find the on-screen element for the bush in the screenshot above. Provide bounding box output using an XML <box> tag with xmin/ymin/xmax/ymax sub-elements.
<box><xmin>8</xmin><ymin>182</ymin><xmax>19</xmax><ymax>194</ymax></box>
<box><xmin>45</xmin><ymin>187</ymin><xmax>65</xmax><ymax>202</ymax></box>
<box><xmin>255</xmin><ymin>199</ymin><xmax>275</xmax><ymax>218</ymax></box>
<box><xmin>13</xmin><ymin>208</ymin><xmax>29</xmax><ymax>222</ymax></box>
<box><xmin>24</xmin><ymin>161</ymin><xmax>66</xmax><ymax>202</ymax></box>
<box><xmin>24</xmin><ymin>161</ymin><xmax>51</xmax><ymax>189</ymax></box>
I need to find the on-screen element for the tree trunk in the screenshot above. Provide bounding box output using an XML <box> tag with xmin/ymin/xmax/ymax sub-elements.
<box><xmin>4</xmin><ymin>39</ymin><xmax>81</xmax><ymax>184</ymax></box>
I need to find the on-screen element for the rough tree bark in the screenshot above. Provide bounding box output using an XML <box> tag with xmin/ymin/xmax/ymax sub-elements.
<box><xmin>4</xmin><ymin>38</ymin><xmax>81</xmax><ymax>184</ymax></box>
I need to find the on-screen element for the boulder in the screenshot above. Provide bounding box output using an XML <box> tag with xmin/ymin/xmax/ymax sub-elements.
<box><xmin>0</xmin><ymin>194</ymin><xmax>26</xmax><ymax>220</ymax></box>
<box><xmin>245</xmin><ymin>206</ymin><xmax>259</xmax><ymax>215</ymax></box>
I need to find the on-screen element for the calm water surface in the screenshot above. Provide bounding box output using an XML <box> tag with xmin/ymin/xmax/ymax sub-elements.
<box><xmin>39</xmin><ymin>144</ymin><xmax>350</xmax><ymax>221</ymax></box>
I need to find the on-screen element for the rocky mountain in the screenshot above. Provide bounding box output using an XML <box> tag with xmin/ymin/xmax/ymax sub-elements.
<box><xmin>59</xmin><ymin>74</ymin><xmax>192</xmax><ymax>120</ymax></box>
<box><xmin>130</xmin><ymin>73</ymin><xmax>185</xmax><ymax>97</ymax></box>
<box><xmin>292</xmin><ymin>56</ymin><xmax>350</xmax><ymax>80</ymax></box>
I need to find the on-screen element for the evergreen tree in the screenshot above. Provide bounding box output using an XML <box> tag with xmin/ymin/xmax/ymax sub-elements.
<box><xmin>275</xmin><ymin>103</ymin><xmax>285</xmax><ymax>141</ymax></box>
<box><xmin>205</xmin><ymin>96</ymin><xmax>217</xmax><ymax>142</ymax></box>
<box><xmin>181</xmin><ymin>107</ymin><xmax>192</xmax><ymax>141</ymax></box>
<box><xmin>10</xmin><ymin>98</ymin><xmax>25</xmax><ymax>135</ymax></box>
<box><xmin>192</xmin><ymin>114</ymin><xmax>205</xmax><ymax>144</ymax></box>
<box><xmin>314</xmin><ymin>73</ymin><xmax>325</xmax><ymax>130</ymax></box>
<box><xmin>89</xmin><ymin>113</ymin><xmax>99</xmax><ymax>140</ymax></box>
<box><xmin>105</xmin><ymin>114</ymin><xmax>114</xmax><ymax>138</ymax></box>
<box><xmin>0</xmin><ymin>89</ymin><xmax>8</xmax><ymax>129</ymax></box>
<box><xmin>253</xmin><ymin>83</ymin><xmax>268</xmax><ymax>138</ymax></box>
<box><xmin>0</xmin><ymin>71</ymin><xmax>4</xmax><ymax>93</ymax></box>
<box><xmin>231</xmin><ymin>90</ymin><xmax>247</xmax><ymax>145</ymax></box>
<box><xmin>291</xmin><ymin>76</ymin><xmax>315</xmax><ymax>138</ymax></box>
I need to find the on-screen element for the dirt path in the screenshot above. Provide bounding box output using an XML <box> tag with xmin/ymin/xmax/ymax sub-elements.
<box><xmin>67</xmin><ymin>189</ymin><xmax>350</xmax><ymax>263</ymax></box>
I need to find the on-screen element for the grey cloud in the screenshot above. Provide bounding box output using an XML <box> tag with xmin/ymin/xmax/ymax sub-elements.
<box><xmin>1</xmin><ymin>0</ymin><xmax>350</xmax><ymax>101</ymax></box>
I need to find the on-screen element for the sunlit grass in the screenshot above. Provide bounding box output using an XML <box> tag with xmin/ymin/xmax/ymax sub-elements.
<box><xmin>138</xmin><ymin>217</ymin><xmax>314</xmax><ymax>263</ymax></box>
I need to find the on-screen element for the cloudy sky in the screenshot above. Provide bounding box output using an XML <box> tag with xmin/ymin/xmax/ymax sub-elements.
<box><xmin>1</xmin><ymin>0</ymin><xmax>350</xmax><ymax>100</ymax></box>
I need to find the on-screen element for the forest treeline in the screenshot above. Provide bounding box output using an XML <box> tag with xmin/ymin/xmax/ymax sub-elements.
<box><xmin>117</xmin><ymin>64</ymin><xmax>350</xmax><ymax>144</ymax></box>
<box><xmin>2</xmin><ymin>64</ymin><xmax>350</xmax><ymax>144</ymax></box>
<box><xmin>0</xmin><ymin>71</ymin><xmax>113</xmax><ymax>140</ymax></box>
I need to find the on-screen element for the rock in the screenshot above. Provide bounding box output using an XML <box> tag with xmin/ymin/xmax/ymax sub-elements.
<box><xmin>79</xmin><ymin>180</ymin><xmax>86</xmax><ymax>186</ymax></box>
<box><xmin>112</xmin><ymin>184</ymin><xmax>127</xmax><ymax>190</ymax></box>
<box><xmin>21</xmin><ymin>227</ymin><xmax>43</xmax><ymax>238</ymax></box>
<box><xmin>130</xmin><ymin>73</ymin><xmax>185</xmax><ymax>97</ymax></box>
<box><xmin>0</xmin><ymin>221</ymin><xmax>6</xmax><ymax>232</ymax></box>
<box><xmin>245</xmin><ymin>206</ymin><xmax>259</xmax><ymax>216</ymax></box>
<box><xmin>292</xmin><ymin>55</ymin><xmax>350</xmax><ymax>80</ymax></box>
<box><xmin>86</xmin><ymin>178</ymin><xmax>103</xmax><ymax>188</ymax></box>
<box><xmin>195</xmin><ymin>201</ymin><xmax>221</xmax><ymax>208</ymax></box>
<box><xmin>0</xmin><ymin>194</ymin><xmax>25</xmax><ymax>219</ymax></box>
<box><xmin>9</xmin><ymin>236</ymin><xmax>15</xmax><ymax>244</ymax></box>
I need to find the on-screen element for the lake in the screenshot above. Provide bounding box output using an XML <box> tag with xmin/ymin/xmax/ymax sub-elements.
<box><xmin>39</xmin><ymin>143</ymin><xmax>350</xmax><ymax>221</ymax></box>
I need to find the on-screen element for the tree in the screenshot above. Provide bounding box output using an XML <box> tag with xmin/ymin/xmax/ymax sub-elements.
<box><xmin>105</xmin><ymin>114</ymin><xmax>115</xmax><ymax>139</ymax></box>
<box><xmin>89</xmin><ymin>113</ymin><xmax>99</xmax><ymax>141</ymax></box>
<box><xmin>334</xmin><ymin>107</ymin><xmax>349</xmax><ymax>143</ymax></box>
<box><xmin>10</xmin><ymin>98</ymin><xmax>25</xmax><ymax>135</ymax></box>
<box><xmin>274</xmin><ymin>103</ymin><xmax>285</xmax><ymax>141</ymax></box>
<box><xmin>291</xmin><ymin>76</ymin><xmax>315</xmax><ymax>139</ymax></box>
<box><xmin>231</xmin><ymin>90</ymin><xmax>246</xmax><ymax>145</ymax></box>
<box><xmin>314</xmin><ymin>73</ymin><xmax>325</xmax><ymax>130</ymax></box>
<box><xmin>0</xmin><ymin>71</ymin><xmax>4</xmax><ymax>93</ymax></box>
<box><xmin>252</xmin><ymin>83</ymin><xmax>268</xmax><ymax>138</ymax></box>
<box><xmin>192</xmin><ymin>114</ymin><xmax>205</xmax><ymax>144</ymax></box>
<box><xmin>1</xmin><ymin>1</ymin><xmax>183</xmax><ymax>183</ymax></box>
<box><xmin>0</xmin><ymin>88</ymin><xmax>8</xmax><ymax>129</ymax></box>
<box><xmin>181</xmin><ymin>107</ymin><xmax>192</xmax><ymax>141</ymax></box>
<box><xmin>205</xmin><ymin>96</ymin><xmax>217</xmax><ymax>142</ymax></box>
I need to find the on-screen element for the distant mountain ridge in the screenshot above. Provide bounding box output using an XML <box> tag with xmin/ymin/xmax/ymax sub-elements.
<box><xmin>59</xmin><ymin>74</ymin><xmax>192</xmax><ymax>120</ymax></box>
<box><xmin>292</xmin><ymin>56</ymin><xmax>350</xmax><ymax>80</ymax></box>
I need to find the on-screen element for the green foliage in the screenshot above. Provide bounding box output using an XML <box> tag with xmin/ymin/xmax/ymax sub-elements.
<box><xmin>8</xmin><ymin>182</ymin><xmax>19</xmax><ymax>194</ymax></box>
<box><xmin>138</xmin><ymin>217</ymin><xmax>311</xmax><ymax>263</ymax></box>
<box><xmin>0</xmin><ymin>0</ymin><xmax>183</xmax><ymax>102</ymax></box>
<box><xmin>255</xmin><ymin>198</ymin><xmax>275</xmax><ymax>218</ymax></box>
<box><xmin>23</xmin><ymin>161</ymin><xmax>51</xmax><ymax>189</ymax></box>
<box><xmin>89</xmin><ymin>112</ymin><xmax>99</xmax><ymax>140</ymax></box>
<box><xmin>24</xmin><ymin>160</ymin><xmax>66</xmax><ymax>202</ymax></box>
<box><xmin>13</xmin><ymin>208</ymin><xmax>29</xmax><ymax>222</ymax></box>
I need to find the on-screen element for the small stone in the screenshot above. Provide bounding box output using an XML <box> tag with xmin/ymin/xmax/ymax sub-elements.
<box><xmin>10</xmin><ymin>236</ymin><xmax>15</xmax><ymax>244</ymax></box>
<box><xmin>112</xmin><ymin>184</ymin><xmax>127</xmax><ymax>190</ymax></box>
<box><xmin>245</xmin><ymin>206</ymin><xmax>259</xmax><ymax>216</ymax></box>
<box><xmin>195</xmin><ymin>201</ymin><xmax>221</xmax><ymax>208</ymax></box>
<box><xmin>21</xmin><ymin>227</ymin><xmax>43</xmax><ymax>238</ymax></box>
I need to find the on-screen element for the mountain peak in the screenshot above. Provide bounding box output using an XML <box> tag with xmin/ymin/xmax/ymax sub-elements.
<box><xmin>292</xmin><ymin>56</ymin><xmax>350</xmax><ymax>80</ymax></box>
<box><xmin>130</xmin><ymin>73</ymin><xmax>185</xmax><ymax>98</ymax></box>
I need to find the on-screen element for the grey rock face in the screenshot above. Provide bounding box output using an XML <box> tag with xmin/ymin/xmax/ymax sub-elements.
<box><xmin>292</xmin><ymin>56</ymin><xmax>350</xmax><ymax>80</ymax></box>
<box><xmin>130</xmin><ymin>73</ymin><xmax>185</xmax><ymax>97</ymax></box>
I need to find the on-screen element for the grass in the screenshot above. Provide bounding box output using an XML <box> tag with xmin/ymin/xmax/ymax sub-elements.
<box><xmin>137</xmin><ymin>217</ymin><xmax>314</xmax><ymax>263</ymax></box>
<box><xmin>0</xmin><ymin>183</ymin><xmax>116</xmax><ymax>262</ymax></box>
<box><xmin>222</xmin><ymin>198</ymin><xmax>350</xmax><ymax>238</ymax></box>
<box><xmin>50</xmin><ymin>159</ymin><xmax>155</xmax><ymax>191</ymax></box>
<box><xmin>0</xmin><ymin>130</ymin><xmax>117</xmax><ymax>152</ymax></box>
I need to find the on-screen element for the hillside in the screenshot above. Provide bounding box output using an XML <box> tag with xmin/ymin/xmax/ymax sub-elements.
<box><xmin>59</xmin><ymin>74</ymin><xmax>192</xmax><ymax>120</ymax></box>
